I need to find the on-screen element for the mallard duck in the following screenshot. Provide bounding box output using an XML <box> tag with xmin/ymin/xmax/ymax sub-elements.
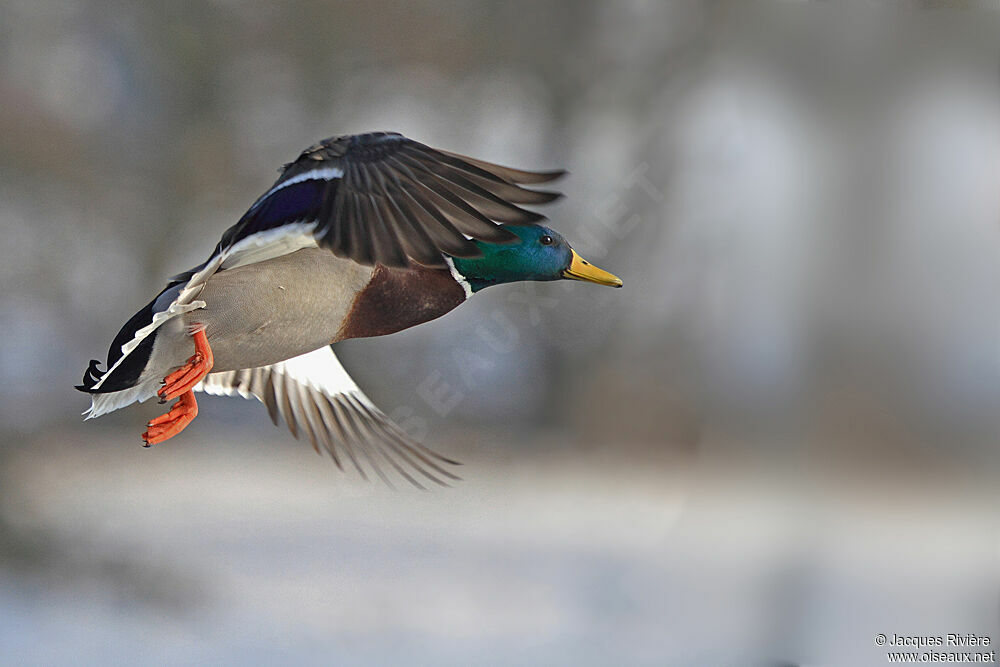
<box><xmin>78</xmin><ymin>132</ymin><xmax>622</xmax><ymax>485</ymax></box>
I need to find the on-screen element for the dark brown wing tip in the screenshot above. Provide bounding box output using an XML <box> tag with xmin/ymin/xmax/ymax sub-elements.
<box><xmin>437</xmin><ymin>148</ymin><xmax>567</xmax><ymax>185</ymax></box>
<box><xmin>519</xmin><ymin>168</ymin><xmax>568</xmax><ymax>184</ymax></box>
<box><xmin>523</xmin><ymin>190</ymin><xmax>564</xmax><ymax>205</ymax></box>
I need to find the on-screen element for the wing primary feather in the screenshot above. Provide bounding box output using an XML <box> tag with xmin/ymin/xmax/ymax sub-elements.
<box><xmin>458</xmin><ymin>169</ymin><xmax>563</xmax><ymax>205</ymax></box>
<box><xmin>354</xmin><ymin>162</ymin><xmax>401</xmax><ymax>267</ymax></box>
<box><xmin>358</xmin><ymin>163</ymin><xmax>408</xmax><ymax>267</ymax></box>
<box><xmin>371</xmin><ymin>168</ymin><xmax>446</xmax><ymax>267</ymax></box>
<box><xmin>423</xmin><ymin>170</ymin><xmax>545</xmax><ymax>225</ymax></box>
<box><xmin>393</xmin><ymin>154</ymin><xmax>520</xmax><ymax>242</ymax></box>
<box><xmin>309</xmin><ymin>394</ymin><xmax>345</xmax><ymax>471</ymax></box>
<box><xmin>400</xmin><ymin>146</ymin><xmax>545</xmax><ymax>224</ymax></box>
<box><xmin>344</xmin><ymin>409</ymin><xmax>396</xmax><ymax>489</ymax></box>
<box><xmin>317</xmin><ymin>396</ymin><xmax>365</xmax><ymax>476</ymax></box>
<box><xmin>360</xmin><ymin>430</ymin><xmax>427</xmax><ymax>490</ymax></box>
<box><xmin>378</xmin><ymin>419</ymin><xmax>462</xmax><ymax>480</ymax></box>
<box><xmin>384</xmin><ymin>157</ymin><xmax>483</xmax><ymax>256</ymax></box>
<box><xmin>335</xmin><ymin>396</ymin><xmax>394</xmax><ymax>488</ymax></box>
<box><xmin>378</xmin><ymin>193</ymin><xmax>442</xmax><ymax>267</ymax></box>
<box><xmin>341</xmin><ymin>396</ymin><xmax>427</xmax><ymax>490</ymax></box>
<box><xmin>372</xmin><ymin>441</ymin><xmax>427</xmax><ymax>490</ymax></box>
<box><xmin>436</xmin><ymin>148</ymin><xmax>567</xmax><ymax>184</ymax></box>
<box><xmin>332</xmin><ymin>397</ymin><xmax>392</xmax><ymax>486</ymax></box>
<box><xmin>408</xmin><ymin>144</ymin><xmax>532</xmax><ymax>187</ymax></box>
<box><xmin>373</xmin><ymin>420</ymin><xmax>457</xmax><ymax>486</ymax></box>
<box><xmin>413</xmin><ymin>147</ymin><xmax>563</xmax><ymax>203</ymax></box>
<box><xmin>393</xmin><ymin>153</ymin><xmax>507</xmax><ymax>225</ymax></box>
<box><xmin>380</xmin><ymin>416</ymin><xmax>463</xmax><ymax>467</ymax></box>
<box><xmin>342</xmin><ymin>396</ymin><xmax>461</xmax><ymax>486</ymax></box>
<box><xmin>296</xmin><ymin>386</ymin><xmax>329</xmax><ymax>451</ymax></box>
<box><xmin>290</xmin><ymin>381</ymin><xmax>322</xmax><ymax>455</ymax></box>
<box><xmin>350</xmin><ymin>398</ymin><xmax>460</xmax><ymax>480</ymax></box>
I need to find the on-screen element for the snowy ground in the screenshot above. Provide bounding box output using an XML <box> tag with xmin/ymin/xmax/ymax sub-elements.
<box><xmin>1</xmin><ymin>424</ymin><xmax>997</xmax><ymax>666</ymax></box>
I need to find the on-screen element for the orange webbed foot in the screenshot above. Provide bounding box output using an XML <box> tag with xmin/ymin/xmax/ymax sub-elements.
<box><xmin>142</xmin><ymin>390</ymin><xmax>199</xmax><ymax>446</ymax></box>
<box><xmin>158</xmin><ymin>328</ymin><xmax>214</xmax><ymax>402</ymax></box>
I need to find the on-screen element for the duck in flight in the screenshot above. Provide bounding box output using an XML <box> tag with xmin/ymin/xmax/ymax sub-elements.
<box><xmin>77</xmin><ymin>132</ymin><xmax>622</xmax><ymax>486</ymax></box>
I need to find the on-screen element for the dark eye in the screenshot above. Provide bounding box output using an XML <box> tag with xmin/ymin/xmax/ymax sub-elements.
<box><xmin>539</xmin><ymin>235</ymin><xmax>554</xmax><ymax>246</ymax></box>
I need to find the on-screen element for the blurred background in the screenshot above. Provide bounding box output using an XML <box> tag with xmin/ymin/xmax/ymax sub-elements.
<box><xmin>2</xmin><ymin>1</ymin><xmax>1000</xmax><ymax>665</ymax></box>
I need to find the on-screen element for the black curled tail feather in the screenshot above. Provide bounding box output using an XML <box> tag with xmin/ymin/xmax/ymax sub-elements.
<box><xmin>76</xmin><ymin>359</ymin><xmax>105</xmax><ymax>393</ymax></box>
<box><xmin>75</xmin><ymin>285</ymin><xmax>169</xmax><ymax>395</ymax></box>
<box><xmin>75</xmin><ymin>329</ymin><xmax>158</xmax><ymax>395</ymax></box>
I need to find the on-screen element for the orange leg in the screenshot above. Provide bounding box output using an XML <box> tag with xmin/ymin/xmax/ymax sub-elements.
<box><xmin>142</xmin><ymin>390</ymin><xmax>198</xmax><ymax>446</ymax></box>
<box><xmin>158</xmin><ymin>328</ymin><xmax>214</xmax><ymax>402</ymax></box>
<box><xmin>142</xmin><ymin>328</ymin><xmax>213</xmax><ymax>446</ymax></box>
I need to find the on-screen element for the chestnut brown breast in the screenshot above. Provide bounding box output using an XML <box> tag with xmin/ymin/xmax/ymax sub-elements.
<box><xmin>336</xmin><ymin>264</ymin><xmax>467</xmax><ymax>341</ymax></box>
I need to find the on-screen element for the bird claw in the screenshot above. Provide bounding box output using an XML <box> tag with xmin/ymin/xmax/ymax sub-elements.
<box><xmin>142</xmin><ymin>390</ymin><xmax>199</xmax><ymax>446</ymax></box>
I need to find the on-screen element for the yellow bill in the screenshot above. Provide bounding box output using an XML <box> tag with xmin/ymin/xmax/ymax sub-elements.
<box><xmin>562</xmin><ymin>250</ymin><xmax>623</xmax><ymax>288</ymax></box>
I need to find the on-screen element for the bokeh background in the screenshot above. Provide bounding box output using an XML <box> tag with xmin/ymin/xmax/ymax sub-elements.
<box><xmin>2</xmin><ymin>1</ymin><xmax>1000</xmax><ymax>665</ymax></box>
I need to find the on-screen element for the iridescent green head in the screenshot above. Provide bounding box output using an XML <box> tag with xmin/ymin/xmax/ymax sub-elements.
<box><xmin>449</xmin><ymin>225</ymin><xmax>623</xmax><ymax>293</ymax></box>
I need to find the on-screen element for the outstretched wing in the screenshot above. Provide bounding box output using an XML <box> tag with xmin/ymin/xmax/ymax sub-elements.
<box><xmin>195</xmin><ymin>346</ymin><xmax>459</xmax><ymax>488</ymax></box>
<box><xmin>215</xmin><ymin>131</ymin><xmax>564</xmax><ymax>270</ymax></box>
